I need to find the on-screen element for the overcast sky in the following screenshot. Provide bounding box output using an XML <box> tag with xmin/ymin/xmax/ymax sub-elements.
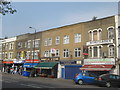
<box><xmin>2</xmin><ymin>2</ymin><xmax>118</xmax><ymax>38</ymax></box>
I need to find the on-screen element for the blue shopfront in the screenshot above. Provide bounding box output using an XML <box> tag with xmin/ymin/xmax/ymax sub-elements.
<box><xmin>23</xmin><ymin>63</ymin><xmax>38</xmax><ymax>76</ymax></box>
<box><xmin>60</xmin><ymin>60</ymin><xmax>82</xmax><ymax>79</ymax></box>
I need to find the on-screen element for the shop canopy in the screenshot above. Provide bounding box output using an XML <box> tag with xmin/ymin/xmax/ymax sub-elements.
<box><xmin>34</xmin><ymin>62</ymin><xmax>58</xmax><ymax>69</ymax></box>
<box><xmin>23</xmin><ymin>63</ymin><xmax>38</xmax><ymax>68</ymax></box>
<box><xmin>80</xmin><ymin>65</ymin><xmax>114</xmax><ymax>71</ymax></box>
<box><xmin>3</xmin><ymin>61</ymin><xmax>13</xmax><ymax>64</ymax></box>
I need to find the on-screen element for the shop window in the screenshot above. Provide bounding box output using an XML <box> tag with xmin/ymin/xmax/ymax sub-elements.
<box><xmin>108</xmin><ymin>27</ymin><xmax>114</xmax><ymax>39</ymax></box>
<box><xmin>109</xmin><ymin>45</ymin><xmax>114</xmax><ymax>57</ymax></box>
<box><xmin>74</xmin><ymin>48</ymin><xmax>81</xmax><ymax>57</ymax></box>
<box><xmin>56</xmin><ymin>36</ymin><xmax>60</xmax><ymax>45</ymax></box>
<box><xmin>63</xmin><ymin>35</ymin><xmax>69</xmax><ymax>44</ymax></box>
<box><xmin>63</xmin><ymin>49</ymin><xmax>69</xmax><ymax>58</ymax></box>
<box><xmin>74</xmin><ymin>33</ymin><xmax>81</xmax><ymax>43</ymax></box>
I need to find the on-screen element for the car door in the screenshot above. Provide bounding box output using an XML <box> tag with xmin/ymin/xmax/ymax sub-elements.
<box><xmin>83</xmin><ymin>73</ymin><xmax>95</xmax><ymax>83</ymax></box>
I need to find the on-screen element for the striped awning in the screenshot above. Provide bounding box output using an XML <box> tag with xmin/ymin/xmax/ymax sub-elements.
<box><xmin>80</xmin><ymin>65</ymin><xmax>114</xmax><ymax>71</ymax></box>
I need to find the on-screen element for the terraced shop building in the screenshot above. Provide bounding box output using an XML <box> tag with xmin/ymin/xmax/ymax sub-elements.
<box><xmin>40</xmin><ymin>15</ymin><xmax>120</xmax><ymax>76</ymax></box>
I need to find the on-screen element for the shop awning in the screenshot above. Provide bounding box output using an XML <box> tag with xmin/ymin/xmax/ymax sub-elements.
<box><xmin>80</xmin><ymin>65</ymin><xmax>114</xmax><ymax>71</ymax></box>
<box><xmin>23</xmin><ymin>63</ymin><xmax>38</xmax><ymax>68</ymax></box>
<box><xmin>34</xmin><ymin>62</ymin><xmax>58</xmax><ymax>69</ymax></box>
<box><xmin>3</xmin><ymin>61</ymin><xmax>13</xmax><ymax>64</ymax></box>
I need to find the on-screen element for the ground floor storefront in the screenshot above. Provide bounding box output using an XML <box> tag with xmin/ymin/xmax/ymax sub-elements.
<box><xmin>80</xmin><ymin>58</ymin><xmax>116</xmax><ymax>76</ymax></box>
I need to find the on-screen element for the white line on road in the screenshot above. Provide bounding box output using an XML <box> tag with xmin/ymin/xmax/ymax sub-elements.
<box><xmin>20</xmin><ymin>83</ymin><xmax>42</xmax><ymax>88</ymax></box>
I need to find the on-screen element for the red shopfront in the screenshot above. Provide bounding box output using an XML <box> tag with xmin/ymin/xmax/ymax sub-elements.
<box><xmin>2</xmin><ymin>60</ymin><xmax>14</xmax><ymax>73</ymax></box>
<box><xmin>80</xmin><ymin>58</ymin><xmax>116</xmax><ymax>76</ymax></box>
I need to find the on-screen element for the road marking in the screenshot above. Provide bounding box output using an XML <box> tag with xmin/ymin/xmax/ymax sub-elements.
<box><xmin>28</xmin><ymin>83</ymin><xmax>55</xmax><ymax>88</ymax></box>
<box><xmin>20</xmin><ymin>83</ymin><xmax>42</xmax><ymax>88</ymax></box>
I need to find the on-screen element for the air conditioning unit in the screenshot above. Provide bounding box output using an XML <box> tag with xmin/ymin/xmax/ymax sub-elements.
<box><xmin>103</xmin><ymin>52</ymin><xmax>107</xmax><ymax>58</ymax></box>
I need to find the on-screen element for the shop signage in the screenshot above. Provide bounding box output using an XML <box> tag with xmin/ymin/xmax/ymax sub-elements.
<box><xmin>86</xmin><ymin>39</ymin><xmax>113</xmax><ymax>45</ymax></box>
<box><xmin>60</xmin><ymin>61</ymin><xmax>76</xmax><ymax>64</ymax></box>
<box><xmin>84</xmin><ymin>58</ymin><xmax>115</xmax><ymax>65</ymax></box>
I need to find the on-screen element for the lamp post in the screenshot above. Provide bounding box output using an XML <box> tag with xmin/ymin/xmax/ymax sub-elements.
<box><xmin>29</xmin><ymin>27</ymin><xmax>36</xmax><ymax>68</ymax></box>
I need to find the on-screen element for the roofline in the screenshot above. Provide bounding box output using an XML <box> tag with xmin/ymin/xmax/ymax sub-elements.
<box><xmin>37</xmin><ymin>14</ymin><xmax>115</xmax><ymax>33</ymax></box>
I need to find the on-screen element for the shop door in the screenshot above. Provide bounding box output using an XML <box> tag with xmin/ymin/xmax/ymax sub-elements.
<box><xmin>61</xmin><ymin>68</ymin><xmax>65</xmax><ymax>79</ymax></box>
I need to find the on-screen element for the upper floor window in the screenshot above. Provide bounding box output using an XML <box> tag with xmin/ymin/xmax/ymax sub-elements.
<box><xmin>9</xmin><ymin>42</ymin><xmax>14</xmax><ymax>50</ymax></box>
<box><xmin>93</xmin><ymin>31</ymin><xmax>97</xmax><ymax>41</ymax></box>
<box><xmin>17</xmin><ymin>42</ymin><xmax>22</xmax><ymax>49</ymax></box>
<box><xmin>74</xmin><ymin>33</ymin><xmax>81</xmax><ymax>43</ymax></box>
<box><xmin>63</xmin><ymin>35</ymin><xmax>69</xmax><ymax>44</ymax></box>
<box><xmin>89</xmin><ymin>31</ymin><xmax>92</xmax><ymax>41</ymax></box>
<box><xmin>44</xmin><ymin>39</ymin><xmax>48</xmax><ymax>46</ymax></box>
<box><xmin>48</xmin><ymin>38</ymin><xmax>52</xmax><ymax>46</ymax></box>
<box><xmin>74</xmin><ymin>48</ymin><xmax>81</xmax><ymax>57</ymax></box>
<box><xmin>56</xmin><ymin>36</ymin><xmax>60</xmax><ymax>45</ymax></box>
<box><xmin>63</xmin><ymin>49</ymin><xmax>69</xmax><ymax>58</ymax></box>
<box><xmin>44</xmin><ymin>51</ymin><xmax>50</xmax><ymax>57</ymax></box>
<box><xmin>118</xmin><ymin>27</ymin><xmax>120</xmax><ymax>38</ymax></box>
<box><xmin>33</xmin><ymin>39</ymin><xmax>39</xmax><ymax>48</ymax></box>
<box><xmin>107</xmin><ymin>27</ymin><xmax>114</xmax><ymax>39</ymax></box>
<box><xmin>109</xmin><ymin>45</ymin><xmax>115</xmax><ymax>57</ymax></box>
<box><xmin>56</xmin><ymin>49</ymin><xmax>60</xmax><ymax>57</ymax></box>
<box><xmin>24</xmin><ymin>42</ymin><xmax>27</xmax><ymax>48</ymax></box>
<box><xmin>27</xmin><ymin>40</ymin><xmax>31</xmax><ymax>48</ymax></box>
<box><xmin>93</xmin><ymin>47</ymin><xmax>98</xmax><ymax>57</ymax></box>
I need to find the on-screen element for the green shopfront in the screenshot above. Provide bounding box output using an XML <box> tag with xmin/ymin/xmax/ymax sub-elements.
<box><xmin>80</xmin><ymin>58</ymin><xmax>116</xmax><ymax>76</ymax></box>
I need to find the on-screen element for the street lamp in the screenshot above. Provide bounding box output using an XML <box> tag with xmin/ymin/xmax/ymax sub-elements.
<box><xmin>29</xmin><ymin>27</ymin><xmax>36</xmax><ymax>68</ymax></box>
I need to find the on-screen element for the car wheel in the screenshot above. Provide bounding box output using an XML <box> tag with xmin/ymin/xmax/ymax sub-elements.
<box><xmin>78</xmin><ymin>80</ymin><xmax>83</xmax><ymax>85</ymax></box>
<box><xmin>105</xmin><ymin>82</ymin><xmax>111</xmax><ymax>88</ymax></box>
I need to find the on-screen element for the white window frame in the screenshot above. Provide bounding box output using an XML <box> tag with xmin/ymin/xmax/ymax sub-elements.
<box><xmin>56</xmin><ymin>49</ymin><xmax>60</xmax><ymax>57</ymax></box>
<box><xmin>107</xmin><ymin>26</ymin><xmax>114</xmax><ymax>39</ymax></box>
<box><xmin>108</xmin><ymin>45</ymin><xmax>115</xmax><ymax>57</ymax></box>
<box><xmin>33</xmin><ymin>39</ymin><xmax>39</xmax><ymax>48</ymax></box>
<box><xmin>74</xmin><ymin>33</ymin><xmax>81</xmax><ymax>43</ymax></box>
<box><xmin>74</xmin><ymin>48</ymin><xmax>81</xmax><ymax>57</ymax></box>
<box><xmin>48</xmin><ymin>38</ymin><xmax>52</xmax><ymax>46</ymax></box>
<box><xmin>56</xmin><ymin>36</ymin><xmax>60</xmax><ymax>45</ymax></box>
<box><xmin>44</xmin><ymin>39</ymin><xmax>48</xmax><ymax>46</ymax></box>
<box><xmin>63</xmin><ymin>49</ymin><xmax>69</xmax><ymax>58</ymax></box>
<box><xmin>63</xmin><ymin>35</ymin><xmax>69</xmax><ymax>44</ymax></box>
<box><xmin>27</xmin><ymin>40</ymin><xmax>31</xmax><ymax>48</ymax></box>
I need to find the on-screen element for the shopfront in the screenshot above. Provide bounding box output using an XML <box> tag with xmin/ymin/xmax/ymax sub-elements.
<box><xmin>59</xmin><ymin>60</ymin><xmax>82</xmax><ymax>79</ymax></box>
<box><xmin>34</xmin><ymin>62</ymin><xmax>58</xmax><ymax>78</ymax></box>
<box><xmin>2</xmin><ymin>60</ymin><xmax>14</xmax><ymax>73</ymax></box>
<box><xmin>80</xmin><ymin>58</ymin><xmax>116</xmax><ymax>76</ymax></box>
<box><xmin>22</xmin><ymin>59</ymin><xmax>40</xmax><ymax>76</ymax></box>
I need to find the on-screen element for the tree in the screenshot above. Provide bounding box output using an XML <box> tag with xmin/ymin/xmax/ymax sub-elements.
<box><xmin>0</xmin><ymin>0</ymin><xmax>16</xmax><ymax>15</ymax></box>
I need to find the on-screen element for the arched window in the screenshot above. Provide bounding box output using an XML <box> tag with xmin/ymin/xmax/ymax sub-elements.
<box><xmin>109</xmin><ymin>45</ymin><xmax>115</xmax><ymax>57</ymax></box>
<box><xmin>107</xmin><ymin>27</ymin><xmax>114</xmax><ymax>39</ymax></box>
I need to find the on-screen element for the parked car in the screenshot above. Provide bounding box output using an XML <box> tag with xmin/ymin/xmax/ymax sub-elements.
<box><xmin>97</xmin><ymin>74</ymin><xmax>120</xmax><ymax>88</ymax></box>
<box><xmin>73</xmin><ymin>72</ymin><xmax>98</xmax><ymax>85</ymax></box>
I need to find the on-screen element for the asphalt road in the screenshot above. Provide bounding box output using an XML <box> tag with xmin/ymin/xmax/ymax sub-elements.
<box><xmin>0</xmin><ymin>72</ymin><xmax>118</xmax><ymax>89</ymax></box>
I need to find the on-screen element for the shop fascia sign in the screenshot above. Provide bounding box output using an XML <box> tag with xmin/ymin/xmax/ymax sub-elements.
<box><xmin>86</xmin><ymin>39</ymin><xmax>113</xmax><ymax>46</ymax></box>
<box><xmin>84</xmin><ymin>58</ymin><xmax>115</xmax><ymax>65</ymax></box>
